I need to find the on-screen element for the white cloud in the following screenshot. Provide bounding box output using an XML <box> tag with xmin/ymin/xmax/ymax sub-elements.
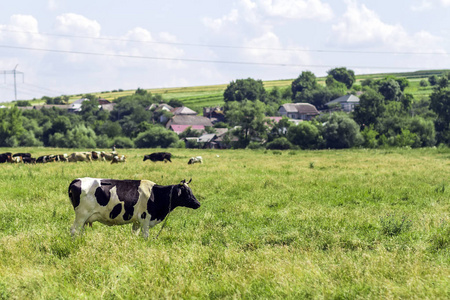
<box><xmin>202</xmin><ymin>9</ymin><xmax>239</xmax><ymax>32</ymax></box>
<box><xmin>330</xmin><ymin>0</ymin><xmax>443</xmax><ymax>53</ymax></box>
<box><xmin>258</xmin><ymin>0</ymin><xmax>333</xmax><ymax>21</ymax></box>
<box><xmin>54</xmin><ymin>13</ymin><xmax>101</xmax><ymax>37</ymax></box>
<box><xmin>0</xmin><ymin>15</ymin><xmax>47</xmax><ymax>48</ymax></box>
<box><xmin>47</xmin><ymin>0</ymin><xmax>58</xmax><ymax>11</ymax></box>
<box><xmin>243</xmin><ymin>31</ymin><xmax>312</xmax><ymax>65</ymax></box>
<box><xmin>411</xmin><ymin>0</ymin><xmax>433</xmax><ymax>11</ymax></box>
<box><xmin>411</xmin><ymin>0</ymin><xmax>450</xmax><ymax>10</ymax></box>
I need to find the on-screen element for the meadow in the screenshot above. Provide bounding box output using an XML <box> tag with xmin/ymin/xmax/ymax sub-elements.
<box><xmin>0</xmin><ymin>147</ymin><xmax>449</xmax><ymax>299</ymax></box>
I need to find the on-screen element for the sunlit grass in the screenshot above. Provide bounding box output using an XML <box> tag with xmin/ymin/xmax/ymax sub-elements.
<box><xmin>0</xmin><ymin>147</ymin><xmax>449</xmax><ymax>298</ymax></box>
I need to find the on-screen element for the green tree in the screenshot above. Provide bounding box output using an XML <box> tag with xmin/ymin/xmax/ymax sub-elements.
<box><xmin>419</xmin><ymin>79</ymin><xmax>429</xmax><ymax>87</ymax></box>
<box><xmin>97</xmin><ymin>120</ymin><xmax>123</xmax><ymax>138</ymax></box>
<box><xmin>225</xmin><ymin>100</ymin><xmax>267</xmax><ymax>146</ymax></box>
<box><xmin>322</xmin><ymin>113</ymin><xmax>363</xmax><ymax>149</ymax></box>
<box><xmin>287</xmin><ymin>121</ymin><xmax>323</xmax><ymax>149</ymax></box>
<box><xmin>408</xmin><ymin>117</ymin><xmax>436</xmax><ymax>147</ymax></box>
<box><xmin>168</xmin><ymin>99</ymin><xmax>183</xmax><ymax>108</ymax></box>
<box><xmin>223</xmin><ymin>78</ymin><xmax>266</xmax><ymax>102</ymax></box>
<box><xmin>291</xmin><ymin>71</ymin><xmax>317</xmax><ymax>100</ymax></box>
<box><xmin>0</xmin><ymin>106</ymin><xmax>25</xmax><ymax>146</ymax></box>
<box><xmin>327</xmin><ymin>67</ymin><xmax>355</xmax><ymax>89</ymax></box>
<box><xmin>353</xmin><ymin>89</ymin><xmax>386</xmax><ymax>127</ymax></box>
<box><xmin>135</xmin><ymin>87</ymin><xmax>148</xmax><ymax>96</ymax></box>
<box><xmin>134</xmin><ymin>126</ymin><xmax>179</xmax><ymax>148</ymax></box>
<box><xmin>429</xmin><ymin>88</ymin><xmax>450</xmax><ymax>144</ymax></box>
<box><xmin>395</xmin><ymin>77</ymin><xmax>409</xmax><ymax>91</ymax></box>
<box><xmin>428</xmin><ymin>75</ymin><xmax>438</xmax><ymax>86</ymax></box>
<box><xmin>379</xmin><ymin>79</ymin><xmax>402</xmax><ymax>101</ymax></box>
<box><xmin>361</xmin><ymin>124</ymin><xmax>379</xmax><ymax>148</ymax></box>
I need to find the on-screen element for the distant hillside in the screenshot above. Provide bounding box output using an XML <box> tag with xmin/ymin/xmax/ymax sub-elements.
<box><xmin>8</xmin><ymin>69</ymin><xmax>449</xmax><ymax>110</ymax></box>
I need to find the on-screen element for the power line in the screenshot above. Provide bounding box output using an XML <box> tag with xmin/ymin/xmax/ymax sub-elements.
<box><xmin>0</xmin><ymin>28</ymin><xmax>447</xmax><ymax>56</ymax></box>
<box><xmin>0</xmin><ymin>44</ymin><xmax>438</xmax><ymax>71</ymax></box>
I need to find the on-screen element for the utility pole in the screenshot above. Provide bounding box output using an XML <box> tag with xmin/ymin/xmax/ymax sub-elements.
<box><xmin>1</xmin><ymin>65</ymin><xmax>24</xmax><ymax>100</ymax></box>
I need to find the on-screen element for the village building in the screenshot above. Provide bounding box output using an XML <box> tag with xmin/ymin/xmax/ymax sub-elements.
<box><xmin>278</xmin><ymin>103</ymin><xmax>320</xmax><ymax>120</ymax></box>
<box><xmin>325</xmin><ymin>94</ymin><xmax>360</xmax><ymax>112</ymax></box>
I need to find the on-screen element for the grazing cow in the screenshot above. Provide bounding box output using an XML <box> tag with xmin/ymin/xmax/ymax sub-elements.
<box><xmin>101</xmin><ymin>152</ymin><xmax>116</xmax><ymax>162</ymax></box>
<box><xmin>23</xmin><ymin>157</ymin><xmax>37</xmax><ymax>164</ymax></box>
<box><xmin>0</xmin><ymin>152</ymin><xmax>12</xmax><ymax>163</ymax></box>
<box><xmin>143</xmin><ymin>152</ymin><xmax>172</xmax><ymax>163</ymax></box>
<box><xmin>36</xmin><ymin>155</ymin><xmax>53</xmax><ymax>163</ymax></box>
<box><xmin>13</xmin><ymin>153</ymin><xmax>31</xmax><ymax>158</ymax></box>
<box><xmin>91</xmin><ymin>151</ymin><xmax>105</xmax><ymax>161</ymax></box>
<box><xmin>68</xmin><ymin>152</ymin><xmax>92</xmax><ymax>162</ymax></box>
<box><xmin>68</xmin><ymin>178</ymin><xmax>200</xmax><ymax>238</ymax></box>
<box><xmin>111</xmin><ymin>155</ymin><xmax>126</xmax><ymax>164</ymax></box>
<box><xmin>11</xmin><ymin>156</ymin><xmax>23</xmax><ymax>163</ymax></box>
<box><xmin>57</xmin><ymin>154</ymin><xmax>69</xmax><ymax>162</ymax></box>
<box><xmin>188</xmin><ymin>156</ymin><xmax>203</xmax><ymax>164</ymax></box>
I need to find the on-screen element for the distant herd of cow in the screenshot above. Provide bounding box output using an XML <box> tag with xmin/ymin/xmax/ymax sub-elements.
<box><xmin>0</xmin><ymin>151</ymin><xmax>203</xmax><ymax>165</ymax></box>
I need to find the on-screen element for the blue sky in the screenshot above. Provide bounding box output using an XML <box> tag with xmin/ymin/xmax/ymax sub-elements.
<box><xmin>0</xmin><ymin>0</ymin><xmax>449</xmax><ymax>102</ymax></box>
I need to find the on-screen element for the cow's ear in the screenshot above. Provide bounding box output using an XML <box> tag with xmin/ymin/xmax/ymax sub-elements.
<box><xmin>180</xmin><ymin>179</ymin><xmax>186</xmax><ymax>185</ymax></box>
<box><xmin>187</xmin><ymin>178</ymin><xmax>192</xmax><ymax>184</ymax></box>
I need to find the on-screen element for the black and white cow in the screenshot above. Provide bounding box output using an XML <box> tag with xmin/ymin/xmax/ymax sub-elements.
<box><xmin>68</xmin><ymin>178</ymin><xmax>200</xmax><ymax>238</ymax></box>
<box><xmin>188</xmin><ymin>156</ymin><xmax>203</xmax><ymax>164</ymax></box>
<box><xmin>143</xmin><ymin>152</ymin><xmax>172</xmax><ymax>163</ymax></box>
<box><xmin>13</xmin><ymin>152</ymin><xmax>31</xmax><ymax>158</ymax></box>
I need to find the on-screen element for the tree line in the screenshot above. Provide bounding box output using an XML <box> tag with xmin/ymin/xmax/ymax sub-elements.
<box><xmin>1</xmin><ymin>68</ymin><xmax>449</xmax><ymax>150</ymax></box>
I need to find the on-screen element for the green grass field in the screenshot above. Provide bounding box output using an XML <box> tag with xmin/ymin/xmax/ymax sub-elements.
<box><xmin>0</xmin><ymin>147</ymin><xmax>449</xmax><ymax>299</ymax></box>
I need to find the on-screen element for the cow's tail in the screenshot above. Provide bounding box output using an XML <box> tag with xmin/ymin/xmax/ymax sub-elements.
<box><xmin>68</xmin><ymin>179</ymin><xmax>82</xmax><ymax>209</ymax></box>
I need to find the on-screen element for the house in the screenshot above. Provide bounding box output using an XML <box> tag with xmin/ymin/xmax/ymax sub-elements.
<box><xmin>171</xmin><ymin>106</ymin><xmax>197</xmax><ymax>116</ymax></box>
<box><xmin>278</xmin><ymin>103</ymin><xmax>320</xmax><ymax>120</ymax></box>
<box><xmin>100</xmin><ymin>103</ymin><xmax>116</xmax><ymax>112</ymax></box>
<box><xmin>147</xmin><ymin>103</ymin><xmax>174</xmax><ymax>123</ymax></box>
<box><xmin>203</xmin><ymin>106</ymin><xmax>226</xmax><ymax>123</ymax></box>
<box><xmin>68</xmin><ymin>98</ymin><xmax>89</xmax><ymax>113</ymax></box>
<box><xmin>166</xmin><ymin>115</ymin><xmax>214</xmax><ymax>134</ymax></box>
<box><xmin>97</xmin><ymin>98</ymin><xmax>111</xmax><ymax>105</ymax></box>
<box><xmin>325</xmin><ymin>94</ymin><xmax>360</xmax><ymax>112</ymax></box>
<box><xmin>194</xmin><ymin>128</ymin><xmax>235</xmax><ymax>149</ymax></box>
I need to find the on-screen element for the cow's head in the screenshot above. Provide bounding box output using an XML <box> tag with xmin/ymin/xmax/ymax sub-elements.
<box><xmin>173</xmin><ymin>179</ymin><xmax>200</xmax><ymax>209</ymax></box>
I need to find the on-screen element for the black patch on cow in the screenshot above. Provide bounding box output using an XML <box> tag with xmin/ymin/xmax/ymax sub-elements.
<box><xmin>110</xmin><ymin>204</ymin><xmax>122</xmax><ymax>219</ymax></box>
<box><xmin>95</xmin><ymin>186</ymin><xmax>111</xmax><ymax>206</ymax></box>
<box><xmin>95</xmin><ymin>179</ymin><xmax>141</xmax><ymax>209</ymax></box>
<box><xmin>141</xmin><ymin>212</ymin><xmax>147</xmax><ymax>219</ymax></box>
<box><xmin>147</xmin><ymin>185</ymin><xmax>179</xmax><ymax>221</ymax></box>
<box><xmin>68</xmin><ymin>179</ymin><xmax>82</xmax><ymax>209</ymax></box>
<box><xmin>123</xmin><ymin>205</ymin><xmax>134</xmax><ymax>221</ymax></box>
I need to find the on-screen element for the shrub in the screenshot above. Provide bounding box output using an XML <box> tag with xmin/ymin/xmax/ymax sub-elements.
<box><xmin>134</xmin><ymin>126</ymin><xmax>179</xmax><ymax>148</ymax></box>
<box><xmin>266</xmin><ymin>137</ymin><xmax>292</xmax><ymax>150</ymax></box>
<box><xmin>113</xmin><ymin>136</ymin><xmax>134</xmax><ymax>148</ymax></box>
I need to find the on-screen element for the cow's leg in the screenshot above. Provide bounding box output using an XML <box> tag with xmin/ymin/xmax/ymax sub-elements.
<box><xmin>70</xmin><ymin>212</ymin><xmax>91</xmax><ymax>236</ymax></box>
<box><xmin>132</xmin><ymin>222</ymin><xmax>141</xmax><ymax>235</ymax></box>
<box><xmin>140</xmin><ymin>218</ymin><xmax>151</xmax><ymax>239</ymax></box>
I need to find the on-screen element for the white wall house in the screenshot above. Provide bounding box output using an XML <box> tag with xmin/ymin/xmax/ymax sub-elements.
<box><xmin>278</xmin><ymin>103</ymin><xmax>320</xmax><ymax>120</ymax></box>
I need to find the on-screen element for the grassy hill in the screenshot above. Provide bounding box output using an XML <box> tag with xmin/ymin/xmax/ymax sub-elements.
<box><xmin>8</xmin><ymin>69</ymin><xmax>449</xmax><ymax>110</ymax></box>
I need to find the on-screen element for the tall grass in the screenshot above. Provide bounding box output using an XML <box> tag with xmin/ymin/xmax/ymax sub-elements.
<box><xmin>0</xmin><ymin>147</ymin><xmax>449</xmax><ymax>299</ymax></box>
